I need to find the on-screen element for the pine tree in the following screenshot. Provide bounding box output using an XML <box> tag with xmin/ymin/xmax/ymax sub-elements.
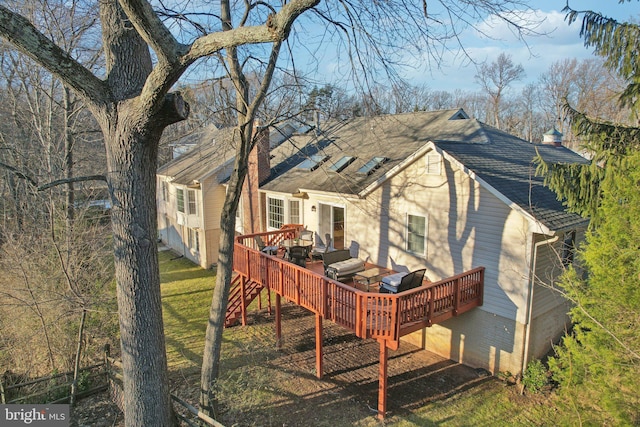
<box><xmin>535</xmin><ymin>6</ymin><xmax>640</xmax><ymax>223</ymax></box>
<box><xmin>548</xmin><ymin>152</ymin><xmax>640</xmax><ymax>425</ymax></box>
<box><xmin>536</xmin><ymin>6</ymin><xmax>640</xmax><ymax>424</ymax></box>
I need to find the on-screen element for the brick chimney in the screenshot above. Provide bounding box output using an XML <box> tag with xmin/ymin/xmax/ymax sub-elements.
<box><xmin>242</xmin><ymin>124</ymin><xmax>270</xmax><ymax>233</ymax></box>
<box><xmin>543</xmin><ymin>127</ymin><xmax>563</xmax><ymax>147</ymax></box>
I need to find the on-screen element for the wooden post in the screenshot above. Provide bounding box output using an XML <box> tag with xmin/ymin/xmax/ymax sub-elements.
<box><xmin>240</xmin><ymin>276</ymin><xmax>248</xmax><ymax>326</ymax></box>
<box><xmin>453</xmin><ymin>277</ymin><xmax>460</xmax><ymax>315</ymax></box>
<box><xmin>377</xmin><ymin>339</ymin><xmax>388</xmax><ymax>420</ymax></box>
<box><xmin>315</xmin><ymin>313</ymin><xmax>323</xmax><ymax>379</ymax></box>
<box><xmin>0</xmin><ymin>375</ymin><xmax>6</xmax><ymax>404</ymax></box>
<box><xmin>275</xmin><ymin>294</ymin><xmax>282</xmax><ymax>349</ymax></box>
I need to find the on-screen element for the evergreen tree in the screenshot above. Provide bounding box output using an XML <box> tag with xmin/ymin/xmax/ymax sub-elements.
<box><xmin>535</xmin><ymin>6</ymin><xmax>640</xmax><ymax>223</ymax></box>
<box><xmin>536</xmin><ymin>6</ymin><xmax>640</xmax><ymax>424</ymax></box>
<box><xmin>548</xmin><ymin>152</ymin><xmax>640</xmax><ymax>425</ymax></box>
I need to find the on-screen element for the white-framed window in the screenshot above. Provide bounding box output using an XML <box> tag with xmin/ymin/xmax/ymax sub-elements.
<box><xmin>187</xmin><ymin>189</ymin><xmax>197</xmax><ymax>215</ymax></box>
<box><xmin>289</xmin><ymin>200</ymin><xmax>300</xmax><ymax>224</ymax></box>
<box><xmin>267</xmin><ymin>197</ymin><xmax>284</xmax><ymax>229</ymax></box>
<box><xmin>407</xmin><ymin>213</ymin><xmax>427</xmax><ymax>255</ymax></box>
<box><xmin>188</xmin><ymin>227</ymin><xmax>199</xmax><ymax>252</ymax></box>
<box><xmin>426</xmin><ymin>153</ymin><xmax>441</xmax><ymax>175</ymax></box>
<box><xmin>162</xmin><ymin>181</ymin><xmax>167</xmax><ymax>201</ymax></box>
<box><xmin>176</xmin><ymin>188</ymin><xmax>185</xmax><ymax>213</ymax></box>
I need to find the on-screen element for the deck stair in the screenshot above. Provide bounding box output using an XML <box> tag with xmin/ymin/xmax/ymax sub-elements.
<box><xmin>224</xmin><ymin>275</ymin><xmax>265</xmax><ymax>327</ymax></box>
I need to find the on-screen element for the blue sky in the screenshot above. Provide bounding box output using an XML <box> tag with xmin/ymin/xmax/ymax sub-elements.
<box><xmin>295</xmin><ymin>1</ymin><xmax>640</xmax><ymax>93</ymax></box>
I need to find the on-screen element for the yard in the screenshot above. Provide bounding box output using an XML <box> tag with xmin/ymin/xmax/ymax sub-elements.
<box><xmin>157</xmin><ymin>250</ymin><xmax>562</xmax><ymax>426</ymax></box>
<box><xmin>72</xmin><ymin>249</ymin><xmax>562</xmax><ymax>426</ymax></box>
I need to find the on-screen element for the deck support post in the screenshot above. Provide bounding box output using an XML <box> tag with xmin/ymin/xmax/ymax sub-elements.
<box><xmin>275</xmin><ymin>294</ymin><xmax>282</xmax><ymax>349</ymax></box>
<box><xmin>377</xmin><ymin>339</ymin><xmax>388</xmax><ymax>420</ymax></box>
<box><xmin>315</xmin><ymin>313</ymin><xmax>323</xmax><ymax>378</ymax></box>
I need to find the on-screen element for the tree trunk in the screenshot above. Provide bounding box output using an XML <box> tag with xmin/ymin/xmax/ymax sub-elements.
<box><xmin>200</xmin><ymin>123</ymin><xmax>251</xmax><ymax>418</ymax></box>
<box><xmin>105</xmin><ymin>117</ymin><xmax>174</xmax><ymax>426</ymax></box>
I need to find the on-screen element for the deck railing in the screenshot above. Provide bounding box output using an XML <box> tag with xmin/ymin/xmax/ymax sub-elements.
<box><xmin>234</xmin><ymin>230</ymin><xmax>484</xmax><ymax>349</ymax></box>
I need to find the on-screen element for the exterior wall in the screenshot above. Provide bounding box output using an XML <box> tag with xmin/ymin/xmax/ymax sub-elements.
<box><xmin>202</xmin><ymin>176</ymin><xmax>225</xmax><ymax>231</ymax></box>
<box><xmin>349</xmin><ymin>150</ymin><xmax>530</xmax><ymax>322</ymax></box>
<box><xmin>402</xmin><ymin>309</ymin><xmax>527</xmax><ymax>374</ymax></box>
<box><xmin>299</xmin><ymin>149</ymin><xmax>538</xmax><ymax>374</ymax></box>
<box><xmin>525</xmin><ymin>231</ymin><xmax>585</xmax><ymax>365</ymax></box>
<box><xmin>156</xmin><ymin>174</ymin><xmax>223</xmax><ymax>269</ymax></box>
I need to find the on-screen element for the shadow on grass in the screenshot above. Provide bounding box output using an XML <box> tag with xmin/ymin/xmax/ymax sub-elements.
<box><xmin>214</xmin><ymin>303</ymin><xmax>491</xmax><ymax>426</ymax></box>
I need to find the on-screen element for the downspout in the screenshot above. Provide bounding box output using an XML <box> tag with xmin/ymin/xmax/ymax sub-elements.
<box><xmin>521</xmin><ymin>233</ymin><xmax>559</xmax><ymax>377</ymax></box>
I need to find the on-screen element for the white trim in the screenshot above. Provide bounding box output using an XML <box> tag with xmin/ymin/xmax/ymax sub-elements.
<box><xmin>265</xmin><ymin>193</ymin><xmax>305</xmax><ymax>230</ymax></box>
<box><xmin>406</xmin><ymin>212</ymin><xmax>428</xmax><ymax>256</ymax></box>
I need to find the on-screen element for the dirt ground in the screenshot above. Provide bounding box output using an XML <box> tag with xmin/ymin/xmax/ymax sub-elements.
<box><xmin>71</xmin><ymin>304</ymin><xmax>490</xmax><ymax>427</ymax></box>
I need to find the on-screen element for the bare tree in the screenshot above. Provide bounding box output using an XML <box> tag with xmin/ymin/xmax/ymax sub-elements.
<box><xmin>1</xmin><ymin>0</ymin><xmax>541</xmax><ymax>424</ymax></box>
<box><xmin>538</xmin><ymin>58</ymin><xmax>578</xmax><ymax>133</ymax></box>
<box><xmin>475</xmin><ymin>52</ymin><xmax>525</xmax><ymax>129</ymax></box>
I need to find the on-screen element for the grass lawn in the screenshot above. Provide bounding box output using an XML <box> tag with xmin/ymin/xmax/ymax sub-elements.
<box><xmin>159</xmin><ymin>250</ymin><xmax>562</xmax><ymax>426</ymax></box>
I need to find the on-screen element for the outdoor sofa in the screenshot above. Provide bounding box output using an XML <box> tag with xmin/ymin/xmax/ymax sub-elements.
<box><xmin>323</xmin><ymin>249</ymin><xmax>365</xmax><ymax>281</ymax></box>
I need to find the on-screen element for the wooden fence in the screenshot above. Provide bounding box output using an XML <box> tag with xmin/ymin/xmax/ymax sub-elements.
<box><xmin>0</xmin><ymin>363</ymin><xmax>107</xmax><ymax>405</ymax></box>
<box><xmin>2</xmin><ymin>345</ymin><xmax>225</xmax><ymax>427</ymax></box>
<box><xmin>104</xmin><ymin>345</ymin><xmax>224</xmax><ymax>427</ymax></box>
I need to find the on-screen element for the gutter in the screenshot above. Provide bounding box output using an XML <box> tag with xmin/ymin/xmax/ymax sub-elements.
<box><xmin>521</xmin><ymin>233</ymin><xmax>559</xmax><ymax>376</ymax></box>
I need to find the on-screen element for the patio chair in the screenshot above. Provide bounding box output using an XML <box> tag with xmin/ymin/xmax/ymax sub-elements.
<box><xmin>255</xmin><ymin>235</ymin><xmax>278</xmax><ymax>256</ymax></box>
<box><xmin>300</xmin><ymin>229</ymin><xmax>313</xmax><ymax>241</ymax></box>
<box><xmin>311</xmin><ymin>233</ymin><xmax>333</xmax><ymax>260</ymax></box>
<box><xmin>288</xmin><ymin>246</ymin><xmax>307</xmax><ymax>267</ymax></box>
<box><xmin>379</xmin><ymin>269</ymin><xmax>426</xmax><ymax>294</ymax></box>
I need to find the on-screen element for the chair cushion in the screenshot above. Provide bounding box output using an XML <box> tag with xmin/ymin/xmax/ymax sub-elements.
<box><xmin>380</xmin><ymin>272</ymin><xmax>408</xmax><ymax>292</ymax></box>
<box><xmin>326</xmin><ymin>258</ymin><xmax>365</xmax><ymax>279</ymax></box>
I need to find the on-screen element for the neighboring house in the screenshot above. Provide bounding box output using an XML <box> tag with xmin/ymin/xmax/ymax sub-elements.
<box><xmin>156</xmin><ymin>123</ymin><xmax>296</xmax><ymax>268</ymax></box>
<box><xmin>258</xmin><ymin>109</ymin><xmax>589</xmax><ymax>375</ymax></box>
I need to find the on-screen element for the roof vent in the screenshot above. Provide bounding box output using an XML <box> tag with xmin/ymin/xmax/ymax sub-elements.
<box><xmin>543</xmin><ymin>128</ymin><xmax>563</xmax><ymax>147</ymax></box>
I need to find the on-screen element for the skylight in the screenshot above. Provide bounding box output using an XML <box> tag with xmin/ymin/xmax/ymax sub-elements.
<box><xmin>296</xmin><ymin>154</ymin><xmax>329</xmax><ymax>171</ymax></box>
<box><xmin>329</xmin><ymin>156</ymin><xmax>356</xmax><ymax>173</ymax></box>
<box><xmin>357</xmin><ymin>157</ymin><xmax>387</xmax><ymax>175</ymax></box>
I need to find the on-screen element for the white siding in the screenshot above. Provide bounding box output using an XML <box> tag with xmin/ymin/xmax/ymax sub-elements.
<box><xmin>347</xmin><ymin>152</ymin><xmax>529</xmax><ymax>322</ymax></box>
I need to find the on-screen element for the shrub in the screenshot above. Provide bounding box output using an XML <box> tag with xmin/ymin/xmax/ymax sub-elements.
<box><xmin>522</xmin><ymin>359</ymin><xmax>548</xmax><ymax>394</ymax></box>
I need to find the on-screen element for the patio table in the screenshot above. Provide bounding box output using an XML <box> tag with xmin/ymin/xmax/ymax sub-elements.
<box><xmin>353</xmin><ymin>267</ymin><xmax>392</xmax><ymax>292</ymax></box>
<box><xmin>280</xmin><ymin>238</ymin><xmax>313</xmax><ymax>259</ymax></box>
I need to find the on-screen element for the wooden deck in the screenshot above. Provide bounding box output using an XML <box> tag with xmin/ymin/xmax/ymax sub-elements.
<box><xmin>230</xmin><ymin>228</ymin><xmax>485</xmax><ymax>419</ymax></box>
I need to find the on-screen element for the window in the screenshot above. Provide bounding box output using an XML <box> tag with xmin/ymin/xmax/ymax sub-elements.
<box><xmin>426</xmin><ymin>153</ymin><xmax>441</xmax><ymax>175</ymax></box>
<box><xmin>187</xmin><ymin>190</ymin><xmax>197</xmax><ymax>215</ymax></box>
<box><xmin>162</xmin><ymin>181</ymin><xmax>167</xmax><ymax>201</ymax></box>
<box><xmin>296</xmin><ymin>154</ymin><xmax>329</xmax><ymax>171</ymax></box>
<box><xmin>176</xmin><ymin>188</ymin><xmax>185</xmax><ymax>213</ymax></box>
<box><xmin>357</xmin><ymin>156</ymin><xmax>387</xmax><ymax>175</ymax></box>
<box><xmin>267</xmin><ymin>197</ymin><xmax>284</xmax><ymax>229</ymax></box>
<box><xmin>407</xmin><ymin>214</ymin><xmax>426</xmax><ymax>255</ymax></box>
<box><xmin>289</xmin><ymin>200</ymin><xmax>300</xmax><ymax>224</ymax></box>
<box><xmin>562</xmin><ymin>231</ymin><xmax>576</xmax><ymax>267</ymax></box>
<box><xmin>188</xmin><ymin>228</ymin><xmax>199</xmax><ymax>252</ymax></box>
<box><xmin>329</xmin><ymin>156</ymin><xmax>355</xmax><ymax>173</ymax></box>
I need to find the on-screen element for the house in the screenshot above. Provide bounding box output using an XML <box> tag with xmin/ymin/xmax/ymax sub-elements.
<box><xmin>157</xmin><ymin>108</ymin><xmax>589</xmax><ymax>376</ymax></box>
<box><xmin>258</xmin><ymin>109</ymin><xmax>589</xmax><ymax>375</ymax></box>
<box><xmin>157</xmin><ymin>123</ymin><xmax>294</xmax><ymax>268</ymax></box>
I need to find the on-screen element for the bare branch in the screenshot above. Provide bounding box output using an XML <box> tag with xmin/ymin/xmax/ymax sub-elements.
<box><xmin>0</xmin><ymin>160</ymin><xmax>38</xmax><ymax>187</ymax></box>
<box><xmin>184</xmin><ymin>0</ymin><xmax>319</xmax><ymax>63</ymax></box>
<box><xmin>38</xmin><ymin>175</ymin><xmax>107</xmax><ymax>191</ymax></box>
<box><xmin>118</xmin><ymin>0</ymin><xmax>186</xmax><ymax>63</ymax></box>
<box><xmin>0</xmin><ymin>5</ymin><xmax>107</xmax><ymax>106</ymax></box>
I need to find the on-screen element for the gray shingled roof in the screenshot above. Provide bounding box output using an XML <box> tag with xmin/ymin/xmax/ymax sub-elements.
<box><xmin>157</xmin><ymin>126</ymin><xmax>239</xmax><ymax>185</ymax></box>
<box><xmin>434</xmin><ymin>125</ymin><xmax>589</xmax><ymax>232</ymax></box>
<box><xmin>262</xmin><ymin>109</ymin><xmax>590</xmax><ymax>232</ymax></box>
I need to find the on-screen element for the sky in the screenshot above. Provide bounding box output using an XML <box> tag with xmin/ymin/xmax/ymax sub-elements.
<box><xmin>296</xmin><ymin>1</ymin><xmax>640</xmax><ymax>94</ymax></box>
